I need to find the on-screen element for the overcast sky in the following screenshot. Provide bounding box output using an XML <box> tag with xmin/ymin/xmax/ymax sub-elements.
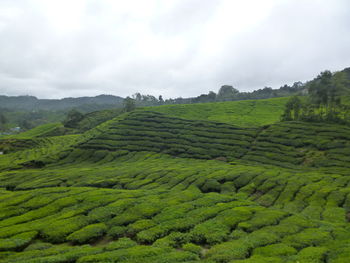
<box><xmin>0</xmin><ymin>0</ymin><xmax>349</xmax><ymax>99</ymax></box>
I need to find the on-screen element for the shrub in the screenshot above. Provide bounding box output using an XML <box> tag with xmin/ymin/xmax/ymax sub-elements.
<box><xmin>104</xmin><ymin>238</ymin><xmax>137</xmax><ymax>251</ymax></box>
<box><xmin>322</xmin><ymin>207</ymin><xmax>346</xmax><ymax>223</ymax></box>
<box><xmin>182</xmin><ymin>243</ymin><xmax>202</xmax><ymax>255</ymax></box>
<box><xmin>190</xmin><ymin>219</ymin><xmax>230</xmax><ymax>245</ymax></box>
<box><xmin>40</xmin><ymin>215</ymin><xmax>89</xmax><ymax>243</ymax></box>
<box><xmin>253</xmin><ymin>243</ymin><xmax>297</xmax><ymax>257</ymax></box>
<box><xmin>230</xmin><ymin>229</ymin><xmax>248</xmax><ymax>240</ymax></box>
<box><xmin>283</xmin><ymin>228</ymin><xmax>330</xmax><ymax>249</ymax></box>
<box><xmin>107</xmin><ymin>226</ymin><xmax>128</xmax><ymax>239</ymax></box>
<box><xmin>296</xmin><ymin>246</ymin><xmax>329</xmax><ymax>263</ymax></box>
<box><xmin>66</xmin><ymin>223</ymin><xmax>107</xmax><ymax>244</ymax></box>
<box><xmin>206</xmin><ymin>240</ymin><xmax>251</xmax><ymax>262</ymax></box>
<box><xmin>243</xmin><ymin>230</ymin><xmax>280</xmax><ymax>248</ymax></box>
<box><xmin>220</xmin><ymin>181</ymin><xmax>236</xmax><ymax>194</ymax></box>
<box><xmin>137</xmin><ymin>225</ymin><xmax>169</xmax><ymax>244</ymax></box>
<box><xmin>143</xmin><ymin>250</ymin><xmax>199</xmax><ymax>262</ymax></box>
<box><xmin>232</xmin><ymin>255</ymin><xmax>284</xmax><ymax>263</ymax></box>
<box><xmin>237</xmin><ymin>209</ymin><xmax>286</xmax><ymax>232</ymax></box>
<box><xmin>77</xmin><ymin>245</ymin><xmax>170</xmax><ymax>263</ymax></box>
<box><xmin>127</xmin><ymin>219</ymin><xmax>156</xmax><ymax>236</ymax></box>
<box><xmin>201</xmin><ymin>179</ymin><xmax>221</xmax><ymax>193</ymax></box>
<box><xmin>0</xmin><ymin>231</ymin><xmax>37</xmax><ymax>251</ymax></box>
<box><xmin>24</xmin><ymin>241</ymin><xmax>53</xmax><ymax>251</ymax></box>
<box><xmin>153</xmin><ymin>232</ymin><xmax>190</xmax><ymax>248</ymax></box>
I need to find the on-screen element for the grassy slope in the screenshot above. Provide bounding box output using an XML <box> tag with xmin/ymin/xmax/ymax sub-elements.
<box><xmin>0</xmin><ymin>123</ymin><xmax>64</xmax><ymax>139</ymax></box>
<box><xmin>0</xmin><ymin>97</ymin><xmax>350</xmax><ymax>263</ymax></box>
<box><xmin>146</xmin><ymin>97</ymin><xmax>289</xmax><ymax>127</ymax></box>
<box><xmin>79</xmin><ymin>110</ymin><xmax>350</xmax><ymax>170</ymax></box>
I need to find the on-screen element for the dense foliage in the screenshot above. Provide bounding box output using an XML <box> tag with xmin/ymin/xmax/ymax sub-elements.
<box><xmin>0</xmin><ymin>96</ymin><xmax>350</xmax><ymax>262</ymax></box>
<box><xmin>282</xmin><ymin>69</ymin><xmax>350</xmax><ymax>124</ymax></box>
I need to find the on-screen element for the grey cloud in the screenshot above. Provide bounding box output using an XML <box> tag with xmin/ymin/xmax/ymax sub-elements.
<box><xmin>0</xmin><ymin>0</ymin><xmax>349</xmax><ymax>99</ymax></box>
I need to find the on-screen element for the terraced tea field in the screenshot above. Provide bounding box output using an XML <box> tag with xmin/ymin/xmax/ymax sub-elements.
<box><xmin>0</xmin><ymin>98</ymin><xmax>350</xmax><ymax>262</ymax></box>
<box><xmin>147</xmin><ymin>97</ymin><xmax>289</xmax><ymax>127</ymax></box>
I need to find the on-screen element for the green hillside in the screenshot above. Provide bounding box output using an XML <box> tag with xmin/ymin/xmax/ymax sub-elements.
<box><xmin>0</xmin><ymin>123</ymin><xmax>64</xmax><ymax>140</ymax></box>
<box><xmin>147</xmin><ymin>97</ymin><xmax>289</xmax><ymax>127</ymax></box>
<box><xmin>0</xmin><ymin>97</ymin><xmax>350</xmax><ymax>263</ymax></box>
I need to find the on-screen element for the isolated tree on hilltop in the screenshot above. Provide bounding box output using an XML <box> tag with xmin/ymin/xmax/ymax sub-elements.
<box><xmin>63</xmin><ymin>109</ymin><xmax>84</xmax><ymax>128</ymax></box>
<box><xmin>217</xmin><ymin>85</ymin><xmax>239</xmax><ymax>101</ymax></box>
<box><xmin>123</xmin><ymin>97</ymin><xmax>136</xmax><ymax>112</ymax></box>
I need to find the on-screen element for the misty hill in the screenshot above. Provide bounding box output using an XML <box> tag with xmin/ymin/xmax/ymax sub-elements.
<box><xmin>0</xmin><ymin>94</ymin><xmax>124</xmax><ymax>111</ymax></box>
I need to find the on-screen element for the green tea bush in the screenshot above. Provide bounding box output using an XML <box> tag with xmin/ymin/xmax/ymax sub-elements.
<box><xmin>126</xmin><ymin>219</ymin><xmax>156</xmax><ymax>236</ymax></box>
<box><xmin>77</xmin><ymin>245</ymin><xmax>170</xmax><ymax>263</ymax></box>
<box><xmin>0</xmin><ymin>231</ymin><xmax>37</xmax><ymax>251</ymax></box>
<box><xmin>137</xmin><ymin>225</ymin><xmax>169</xmax><ymax>244</ymax></box>
<box><xmin>66</xmin><ymin>223</ymin><xmax>107</xmax><ymax>244</ymax></box>
<box><xmin>40</xmin><ymin>215</ymin><xmax>89</xmax><ymax>243</ymax></box>
<box><xmin>220</xmin><ymin>181</ymin><xmax>236</xmax><ymax>194</ymax></box>
<box><xmin>243</xmin><ymin>230</ymin><xmax>280</xmax><ymax>248</ymax></box>
<box><xmin>141</xmin><ymin>250</ymin><xmax>199</xmax><ymax>263</ymax></box>
<box><xmin>282</xmin><ymin>228</ymin><xmax>330</xmax><ymax>249</ymax></box>
<box><xmin>237</xmin><ymin>209</ymin><xmax>286</xmax><ymax>232</ymax></box>
<box><xmin>190</xmin><ymin>219</ymin><xmax>230</xmax><ymax>245</ymax></box>
<box><xmin>23</xmin><ymin>241</ymin><xmax>53</xmax><ymax>251</ymax></box>
<box><xmin>107</xmin><ymin>226</ymin><xmax>127</xmax><ymax>239</ymax></box>
<box><xmin>182</xmin><ymin>243</ymin><xmax>202</xmax><ymax>255</ymax></box>
<box><xmin>296</xmin><ymin>246</ymin><xmax>329</xmax><ymax>263</ymax></box>
<box><xmin>153</xmin><ymin>232</ymin><xmax>190</xmax><ymax>248</ymax></box>
<box><xmin>253</xmin><ymin>243</ymin><xmax>297</xmax><ymax>257</ymax></box>
<box><xmin>322</xmin><ymin>207</ymin><xmax>345</xmax><ymax>223</ymax></box>
<box><xmin>104</xmin><ymin>238</ymin><xmax>137</xmax><ymax>251</ymax></box>
<box><xmin>201</xmin><ymin>179</ymin><xmax>221</xmax><ymax>193</ymax></box>
<box><xmin>206</xmin><ymin>240</ymin><xmax>251</xmax><ymax>262</ymax></box>
<box><xmin>21</xmin><ymin>245</ymin><xmax>101</xmax><ymax>263</ymax></box>
<box><xmin>0</xmin><ymin>196</ymin><xmax>78</xmax><ymax>228</ymax></box>
<box><xmin>232</xmin><ymin>255</ymin><xmax>284</xmax><ymax>263</ymax></box>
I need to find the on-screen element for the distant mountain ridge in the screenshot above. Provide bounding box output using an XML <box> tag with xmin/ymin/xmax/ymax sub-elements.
<box><xmin>0</xmin><ymin>94</ymin><xmax>124</xmax><ymax>111</ymax></box>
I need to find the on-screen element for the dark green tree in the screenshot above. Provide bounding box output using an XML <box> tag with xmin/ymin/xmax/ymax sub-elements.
<box><xmin>123</xmin><ymin>97</ymin><xmax>136</xmax><ymax>112</ymax></box>
<box><xmin>133</xmin><ymin>93</ymin><xmax>142</xmax><ymax>101</ymax></box>
<box><xmin>208</xmin><ymin>91</ymin><xmax>216</xmax><ymax>101</ymax></box>
<box><xmin>19</xmin><ymin>119</ymin><xmax>33</xmax><ymax>130</ymax></box>
<box><xmin>281</xmin><ymin>96</ymin><xmax>302</xmax><ymax>121</ymax></box>
<box><xmin>217</xmin><ymin>85</ymin><xmax>239</xmax><ymax>101</ymax></box>
<box><xmin>63</xmin><ymin>109</ymin><xmax>84</xmax><ymax>128</ymax></box>
<box><xmin>307</xmin><ymin>70</ymin><xmax>348</xmax><ymax>121</ymax></box>
<box><xmin>0</xmin><ymin>113</ymin><xmax>7</xmax><ymax>130</ymax></box>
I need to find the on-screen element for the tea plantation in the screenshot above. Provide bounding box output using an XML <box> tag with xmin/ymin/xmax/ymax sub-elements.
<box><xmin>0</xmin><ymin>98</ymin><xmax>350</xmax><ymax>263</ymax></box>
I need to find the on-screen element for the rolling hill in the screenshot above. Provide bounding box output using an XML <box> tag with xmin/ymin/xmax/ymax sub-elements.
<box><xmin>0</xmin><ymin>97</ymin><xmax>350</xmax><ymax>263</ymax></box>
<box><xmin>0</xmin><ymin>95</ymin><xmax>124</xmax><ymax>111</ymax></box>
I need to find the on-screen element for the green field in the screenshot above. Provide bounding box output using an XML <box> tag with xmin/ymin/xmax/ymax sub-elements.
<box><xmin>0</xmin><ymin>97</ymin><xmax>350</xmax><ymax>263</ymax></box>
<box><xmin>147</xmin><ymin>97</ymin><xmax>289</xmax><ymax>127</ymax></box>
<box><xmin>0</xmin><ymin>123</ymin><xmax>64</xmax><ymax>140</ymax></box>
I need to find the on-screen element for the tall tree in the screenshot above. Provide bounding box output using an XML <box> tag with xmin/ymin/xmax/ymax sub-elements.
<box><xmin>217</xmin><ymin>85</ymin><xmax>239</xmax><ymax>101</ymax></box>
<box><xmin>123</xmin><ymin>97</ymin><xmax>136</xmax><ymax>112</ymax></box>
<box><xmin>63</xmin><ymin>109</ymin><xmax>84</xmax><ymax>128</ymax></box>
<box><xmin>0</xmin><ymin>113</ymin><xmax>7</xmax><ymax>130</ymax></box>
<box><xmin>281</xmin><ymin>96</ymin><xmax>302</xmax><ymax>121</ymax></box>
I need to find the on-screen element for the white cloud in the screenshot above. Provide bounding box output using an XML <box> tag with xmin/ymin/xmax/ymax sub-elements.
<box><xmin>0</xmin><ymin>0</ymin><xmax>349</xmax><ymax>98</ymax></box>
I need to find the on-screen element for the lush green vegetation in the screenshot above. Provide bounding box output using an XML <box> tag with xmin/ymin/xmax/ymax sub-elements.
<box><xmin>147</xmin><ymin>97</ymin><xmax>289</xmax><ymax>127</ymax></box>
<box><xmin>0</xmin><ymin>123</ymin><xmax>65</xmax><ymax>139</ymax></box>
<box><xmin>282</xmin><ymin>70</ymin><xmax>350</xmax><ymax>125</ymax></box>
<box><xmin>0</xmin><ymin>95</ymin><xmax>350</xmax><ymax>262</ymax></box>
